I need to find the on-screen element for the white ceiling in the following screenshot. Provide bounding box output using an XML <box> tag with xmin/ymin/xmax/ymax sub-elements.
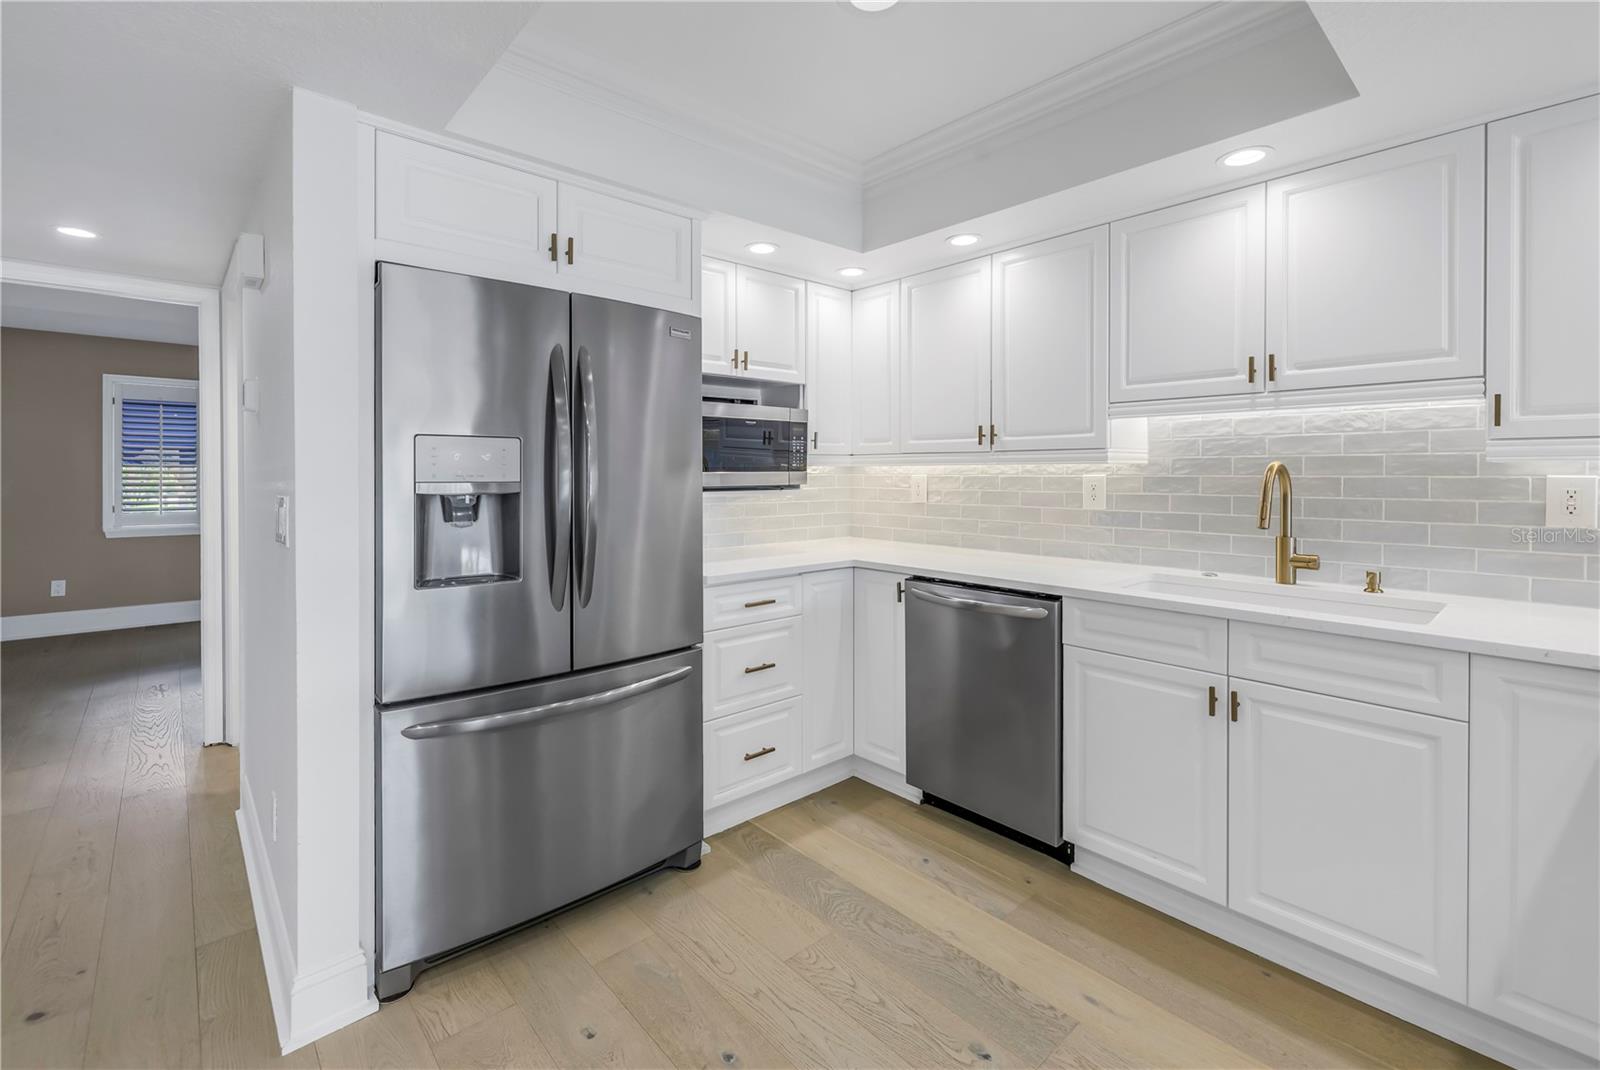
<box><xmin>1</xmin><ymin>283</ymin><xmax>199</xmax><ymax>346</ymax></box>
<box><xmin>1</xmin><ymin>2</ymin><xmax>534</xmax><ymax>285</ymax></box>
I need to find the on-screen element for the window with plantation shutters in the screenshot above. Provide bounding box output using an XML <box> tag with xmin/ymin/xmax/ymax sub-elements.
<box><xmin>102</xmin><ymin>374</ymin><xmax>200</xmax><ymax>537</ymax></box>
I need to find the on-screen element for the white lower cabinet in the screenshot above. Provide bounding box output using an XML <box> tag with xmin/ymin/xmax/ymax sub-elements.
<box><xmin>852</xmin><ymin>570</ymin><xmax>907</xmax><ymax>773</ymax></box>
<box><xmin>703</xmin><ymin>617</ymin><xmax>802</xmax><ymax>721</ymax></box>
<box><xmin>1227</xmin><ymin>679</ymin><xmax>1468</xmax><ymax>999</ymax></box>
<box><xmin>1468</xmin><ymin>657</ymin><xmax>1600</xmax><ymax>1058</ymax></box>
<box><xmin>1063</xmin><ymin>647</ymin><xmax>1227</xmax><ymax>903</ymax></box>
<box><xmin>704</xmin><ymin>698</ymin><xmax>802</xmax><ymax>809</ymax></box>
<box><xmin>801</xmin><ymin>570</ymin><xmax>854</xmax><ymax>770</ymax></box>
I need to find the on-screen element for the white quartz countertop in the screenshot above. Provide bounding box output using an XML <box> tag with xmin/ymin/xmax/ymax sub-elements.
<box><xmin>705</xmin><ymin>538</ymin><xmax>1600</xmax><ymax>671</ymax></box>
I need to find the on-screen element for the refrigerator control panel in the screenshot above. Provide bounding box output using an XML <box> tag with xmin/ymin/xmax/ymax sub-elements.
<box><xmin>414</xmin><ymin>435</ymin><xmax>521</xmax><ymax>485</ymax></box>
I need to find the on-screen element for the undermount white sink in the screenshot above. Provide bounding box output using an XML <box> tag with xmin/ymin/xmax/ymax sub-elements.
<box><xmin>1122</xmin><ymin>574</ymin><xmax>1446</xmax><ymax>625</ymax></box>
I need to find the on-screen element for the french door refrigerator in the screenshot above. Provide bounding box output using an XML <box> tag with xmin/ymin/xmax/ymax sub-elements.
<box><xmin>374</xmin><ymin>262</ymin><xmax>703</xmax><ymax>999</ymax></box>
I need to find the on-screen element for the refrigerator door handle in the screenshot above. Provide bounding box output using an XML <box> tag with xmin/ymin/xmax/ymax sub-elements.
<box><xmin>400</xmin><ymin>665</ymin><xmax>693</xmax><ymax>740</ymax></box>
<box><xmin>574</xmin><ymin>344</ymin><xmax>600</xmax><ymax>608</ymax></box>
<box><xmin>547</xmin><ymin>344</ymin><xmax>574</xmax><ymax>611</ymax></box>
<box><xmin>908</xmin><ymin>585</ymin><xmax>1050</xmax><ymax>620</ymax></box>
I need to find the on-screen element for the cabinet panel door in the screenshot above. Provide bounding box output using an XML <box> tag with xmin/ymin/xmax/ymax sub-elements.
<box><xmin>900</xmin><ymin>258</ymin><xmax>992</xmax><ymax>453</ymax></box>
<box><xmin>1228</xmin><ymin>680</ymin><xmax>1467</xmax><ymax>999</ymax></box>
<box><xmin>1266</xmin><ymin>129</ymin><xmax>1484</xmax><ymax>392</ymax></box>
<box><xmin>1488</xmin><ymin>96</ymin><xmax>1600</xmax><ymax>443</ymax></box>
<box><xmin>1064</xmin><ymin>648</ymin><xmax>1227</xmax><ymax>902</ymax></box>
<box><xmin>802</xmin><ymin>570</ymin><xmax>855</xmax><ymax>770</ymax></box>
<box><xmin>705</xmin><ymin>698</ymin><xmax>803</xmax><ymax>809</ymax></box>
<box><xmin>851</xmin><ymin>283</ymin><xmax>901</xmax><ymax>455</ymax></box>
<box><xmin>736</xmin><ymin>266</ymin><xmax>806</xmax><ymax>384</ymax></box>
<box><xmin>1469</xmin><ymin>657</ymin><xmax>1600</xmax><ymax>1057</ymax></box>
<box><xmin>702</xmin><ymin>258</ymin><xmax>740</xmax><ymax>375</ymax></box>
<box><xmin>852</xmin><ymin>570</ymin><xmax>906</xmax><ymax>773</ymax></box>
<box><xmin>375</xmin><ymin>132</ymin><xmax>557</xmax><ymax>277</ymax></box>
<box><xmin>992</xmin><ymin>229</ymin><xmax>1107</xmax><ymax>451</ymax></box>
<box><xmin>1110</xmin><ymin>186</ymin><xmax>1265</xmax><ymax>404</ymax></box>
<box><xmin>558</xmin><ymin>185</ymin><xmax>693</xmax><ymax>302</ymax></box>
<box><xmin>806</xmin><ymin>284</ymin><xmax>853</xmax><ymax>456</ymax></box>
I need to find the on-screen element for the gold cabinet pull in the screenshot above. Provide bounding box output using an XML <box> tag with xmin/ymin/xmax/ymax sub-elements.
<box><xmin>812</xmin><ymin>431</ymin><xmax>818</xmax><ymax>449</ymax></box>
<box><xmin>1247</xmin><ymin>355</ymin><xmax>1257</xmax><ymax>383</ymax></box>
<box><xmin>1267</xmin><ymin>353</ymin><xmax>1277</xmax><ymax>382</ymax></box>
<box><xmin>743</xmin><ymin>598</ymin><xmax>776</xmax><ymax>608</ymax></box>
<box><xmin>565</xmin><ymin>236</ymin><xmax>574</xmax><ymax>265</ymax></box>
<box><xmin>743</xmin><ymin>746</ymin><xmax>776</xmax><ymax>762</ymax></box>
<box><xmin>742</xmin><ymin>350</ymin><xmax>750</xmax><ymax>370</ymax></box>
<box><xmin>1493</xmin><ymin>393</ymin><xmax>1502</xmax><ymax>427</ymax></box>
<box><xmin>1229</xmin><ymin>690</ymin><xmax>1240</xmax><ymax>722</ymax></box>
<box><xmin>731</xmin><ymin>351</ymin><xmax>739</xmax><ymax>370</ymax></box>
<box><xmin>977</xmin><ymin>424</ymin><xmax>986</xmax><ymax>445</ymax></box>
<box><xmin>990</xmin><ymin>423</ymin><xmax>997</xmax><ymax>443</ymax></box>
<box><xmin>548</xmin><ymin>233</ymin><xmax>558</xmax><ymax>262</ymax></box>
<box><xmin>743</xmin><ymin>662</ymin><xmax>776</xmax><ymax>674</ymax></box>
<box><xmin>1208</xmin><ymin>686</ymin><xmax>1218</xmax><ymax>717</ymax></box>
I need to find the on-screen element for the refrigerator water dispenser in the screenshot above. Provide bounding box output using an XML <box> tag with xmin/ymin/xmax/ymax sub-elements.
<box><xmin>414</xmin><ymin>434</ymin><xmax>522</xmax><ymax>587</ymax></box>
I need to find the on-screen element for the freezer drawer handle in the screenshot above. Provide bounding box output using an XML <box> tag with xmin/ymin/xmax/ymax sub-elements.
<box><xmin>907</xmin><ymin>586</ymin><xmax>1049</xmax><ymax>620</ymax></box>
<box><xmin>743</xmin><ymin>661</ymin><xmax>777</xmax><ymax>674</ymax></box>
<box><xmin>744</xmin><ymin>746</ymin><xmax>777</xmax><ymax>762</ymax></box>
<box><xmin>399</xmin><ymin>665</ymin><xmax>693</xmax><ymax>740</ymax></box>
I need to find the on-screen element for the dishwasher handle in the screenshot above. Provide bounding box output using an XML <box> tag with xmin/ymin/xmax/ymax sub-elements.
<box><xmin>908</xmin><ymin>585</ymin><xmax>1050</xmax><ymax>620</ymax></box>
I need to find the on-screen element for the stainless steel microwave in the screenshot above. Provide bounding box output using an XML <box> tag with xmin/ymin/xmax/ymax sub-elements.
<box><xmin>702</xmin><ymin>402</ymin><xmax>808</xmax><ymax>489</ymax></box>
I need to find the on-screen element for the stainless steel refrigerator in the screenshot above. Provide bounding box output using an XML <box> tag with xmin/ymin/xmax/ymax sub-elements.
<box><xmin>374</xmin><ymin>262</ymin><xmax>703</xmax><ymax>999</ymax></box>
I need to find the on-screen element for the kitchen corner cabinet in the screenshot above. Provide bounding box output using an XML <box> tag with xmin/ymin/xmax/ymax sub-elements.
<box><xmin>852</xmin><ymin>570</ymin><xmax>907</xmax><ymax>773</ymax></box>
<box><xmin>1266</xmin><ymin>128</ymin><xmax>1484</xmax><ymax>393</ymax></box>
<box><xmin>1468</xmin><ymin>657</ymin><xmax>1600</xmax><ymax>1058</ymax></box>
<box><xmin>992</xmin><ymin>229</ymin><xmax>1110</xmax><ymax>451</ymax></box>
<box><xmin>1486</xmin><ymin>95</ymin><xmax>1600</xmax><ymax>455</ymax></box>
<box><xmin>701</xmin><ymin>258</ymin><xmax>741</xmax><ymax>374</ymax></box>
<box><xmin>736</xmin><ymin>265</ymin><xmax>806</xmax><ymax>383</ymax></box>
<box><xmin>1228</xmin><ymin>680</ymin><xmax>1468</xmax><ymax>1000</ymax></box>
<box><xmin>801</xmin><ymin>570</ymin><xmax>855</xmax><ymax>768</ymax></box>
<box><xmin>900</xmin><ymin>258</ymin><xmax>992</xmax><ymax>453</ymax></box>
<box><xmin>851</xmin><ymin>282</ymin><xmax>902</xmax><ymax>455</ymax></box>
<box><xmin>1063</xmin><ymin>647</ymin><xmax>1227</xmax><ymax>903</ymax></box>
<box><xmin>805</xmin><ymin>284</ymin><xmax>853</xmax><ymax>456</ymax></box>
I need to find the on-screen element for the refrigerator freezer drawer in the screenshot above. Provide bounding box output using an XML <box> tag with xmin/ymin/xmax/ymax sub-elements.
<box><xmin>378</xmin><ymin>648</ymin><xmax>703</xmax><ymax>972</ymax></box>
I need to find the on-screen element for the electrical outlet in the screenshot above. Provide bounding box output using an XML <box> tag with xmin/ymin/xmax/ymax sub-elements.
<box><xmin>1083</xmin><ymin>474</ymin><xmax>1107</xmax><ymax>511</ymax></box>
<box><xmin>274</xmin><ymin>495</ymin><xmax>291</xmax><ymax>547</ymax></box>
<box><xmin>908</xmin><ymin>474</ymin><xmax>927</xmax><ymax>504</ymax></box>
<box><xmin>271</xmin><ymin>791</ymin><xmax>279</xmax><ymax>842</ymax></box>
<box><xmin>1544</xmin><ymin>476</ymin><xmax>1599</xmax><ymax>529</ymax></box>
<box><xmin>49</xmin><ymin>579</ymin><xmax>66</xmax><ymax>598</ymax></box>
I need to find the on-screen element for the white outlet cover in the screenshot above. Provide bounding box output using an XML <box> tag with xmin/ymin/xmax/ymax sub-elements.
<box><xmin>49</xmin><ymin>579</ymin><xmax>65</xmax><ymax>597</ymax></box>
<box><xmin>909</xmin><ymin>474</ymin><xmax>928</xmax><ymax>504</ymax></box>
<box><xmin>1084</xmin><ymin>474</ymin><xmax>1107</xmax><ymax>510</ymax></box>
<box><xmin>1544</xmin><ymin>476</ymin><xmax>1599</xmax><ymax>529</ymax></box>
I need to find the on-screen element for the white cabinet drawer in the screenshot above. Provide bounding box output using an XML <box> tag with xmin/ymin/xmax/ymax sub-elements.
<box><xmin>705</xmin><ymin>698</ymin><xmax>802</xmax><ymax>808</ymax></box>
<box><xmin>704</xmin><ymin>618</ymin><xmax>803</xmax><ymax>721</ymax></box>
<box><xmin>704</xmin><ymin>575</ymin><xmax>803</xmax><ymax>630</ymax></box>
<box><xmin>1229</xmin><ymin>622</ymin><xmax>1467</xmax><ymax>720</ymax></box>
<box><xmin>1063</xmin><ymin>598</ymin><xmax>1227</xmax><ymax>672</ymax></box>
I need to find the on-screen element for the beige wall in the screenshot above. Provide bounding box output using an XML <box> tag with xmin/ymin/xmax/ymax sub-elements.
<box><xmin>2</xmin><ymin>327</ymin><xmax>200</xmax><ymax>617</ymax></box>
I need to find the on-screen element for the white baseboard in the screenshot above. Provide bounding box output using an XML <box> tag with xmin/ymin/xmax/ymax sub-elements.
<box><xmin>847</xmin><ymin>757</ymin><xmax>921</xmax><ymax>803</ymax></box>
<box><xmin>1</xmin><ymin>599</ymin><xmax>200</xmax><ymax>641</ymax></box>
<box><xmin>704</xmin><ymin>757</ymin><xmax>921</xmax><ymax>837</ymax></box>
<box><xmin>237</xmin><ymin>774</ymin><xmax>377</xmax><ymax>1055</ymax></box>
<box><xmin>1073</xmin><ymin>850</ymin><xmax>1592</xmax><ymax>1070</ymax></box>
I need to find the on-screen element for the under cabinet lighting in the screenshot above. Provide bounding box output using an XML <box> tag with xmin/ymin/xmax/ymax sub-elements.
<box><xmin>850</xmin><ymin>0</ymin><xmax>899</xmax><ymax>10</ymax></box>
<box><xmin>1219</xmin><ymin>147</ymin><xmax>1271</xmax><ymax>168</ymax></box>
<box><xmin>745</xmin><ymin>241</ymin><xmax>778</xmax><ymax>255</ymax></box>
<box><xmin>55</xmin><ymin>225</ymin><xmax>97</xmax><ymax>239</ymax></box>
<box><xmin>946</xmin><ymin>233</ymin><xmax>980</xmax><ymax>247</ymax></box>
<box><xmin>839</xmin><ymin>267</ymin><xmax>865</xmax><ymax>278</ymax></box>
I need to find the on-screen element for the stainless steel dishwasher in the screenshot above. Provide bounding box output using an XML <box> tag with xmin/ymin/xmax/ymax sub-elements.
<box><xmin>905</xmin><ymin>577</ymin><xmax>1064</xmax><ymax>847</ymax></box>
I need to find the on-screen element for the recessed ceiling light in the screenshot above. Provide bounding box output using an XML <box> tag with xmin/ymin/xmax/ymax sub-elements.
<box><xmin>745</xmin><ymin>241</ymin><xmax>778</xmax><ymax>255</ymax></box>
<box><xmin>850</xmin><ymin>0</ymin><xmax>898</xmax><ymax>11</ymax></box>
<box><xmin>1219</xmin><ymin>147</ymin><xmax>1271</xmax><ymax>168</ymax></box>
<box><xmin>838</xmin><ymin>267</ymin><xmax>865</xmax><ymax>278</ymax></box>
<box><xmin>55</xmin><ymin>225</ymin><xmax>97</xmax><ymax>239</ymax></box>
<box><xmin>946</xmin><ymin>233</ymin><xmax>980</xmax><ymax>247</ymax></box>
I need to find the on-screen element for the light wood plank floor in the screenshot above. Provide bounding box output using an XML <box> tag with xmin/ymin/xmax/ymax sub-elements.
<box><xmin>2</xmin><ymin>626</ymin><xmax>1500</xmax><ymax>1069</ymax></box>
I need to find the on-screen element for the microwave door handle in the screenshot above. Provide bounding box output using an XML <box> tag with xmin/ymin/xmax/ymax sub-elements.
<box><xmin>908</xmin><ymin>585</ymin><xmax>1049</xmax><ymax>620</ymax></box>
<box><xmin>400</xmin><ymin>665</ymin><xmax>693</xmax><ymax>740</ymax></box>
<box><xmin>547</xmin><ymin>344</ymin><xmax>573</xmax><ymax>611</ymax></box>
<box><xmin>574</xmin><ymin>344</ymin><xmax>600</xmax><ymax>608</ymax></box>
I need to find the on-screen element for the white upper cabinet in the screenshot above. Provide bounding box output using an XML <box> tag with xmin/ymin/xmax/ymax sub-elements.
<box><xmin>1487</xmin><ymin>96</ymin><xmax>1600</xmax><ymax>451</ymax></box>
<box><xmin>702</xmin><ymin>258</ymin><xmax>739</xmax><ymax>375</ymax></box>
<box><xmin>1110</xmin><ymin>186</ymin><xmax>1265</xmax><ymax>404</ymax></box>
<box><xmin>806</xmin><ymin>283</ymin><xmax>853</xmax><ymax>456</ymax></box>
<box><xmin>851</xmin><ymin>282</ymin><xmax>901</xmax><ymax>455</ymax></box>
<box><xmin>1265</xmin><ymin>128</ymin><xmax>1485</xmax><ymax>393</ymax></box>
<box><xmin>1468</xmin><ymin>657</ymin><xmax>1600</xmax><ymax>1058</ymax></box>
<box><xmin>1228</xmin><ymin>680</ymin><xmax>1467</xmax><ymax>999</ymax></box>
<box><xmin>900</xmin><ymin>258</ymin><xmax>992</xmax><ymax>453</ymax></box>
<box><xmin>992</xmin><ymin>229</ymin><xmax>1108</xmax><ymax>451</ymax></box>
<box><xmin>557</xmin><ymin>185</ymin><xmax>693</xmax><ymax>303</ymax></box>
<box><xmin>375</xmin><ymin>132</ymin><xmax>558</xmax><ymax>280</ymax></box>
<box><xmin>735</xmin><ymin>266</ymin><xmax>806</xmax><ymax>384</ymax></box>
